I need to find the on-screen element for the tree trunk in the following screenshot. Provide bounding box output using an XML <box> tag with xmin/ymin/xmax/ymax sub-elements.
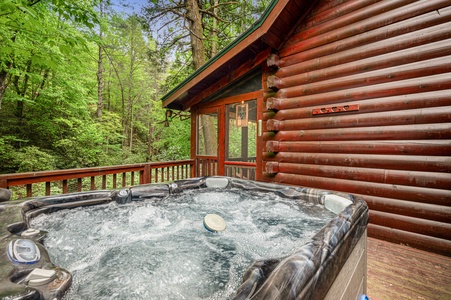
<box><xmin>186</xmin><ymin>0</ymin><xmax>217</xmax><ymax>156</ymax></box>
<box><xmin>186</xmin><ymin>0</ymin><xmax>205</xmax><ymax>69</ymax></box>
<box><xmin>211</xmin><ymin>0</ymin><xmax>219</xmax><ymax>57</ymax></box>
<box><xmin>0</xmin><ymin>35</ymin><xmax>16</xmax><ymax>110</ymax></box>
<box><xmin>0</xmin><ymin>69</ymin><xmax>9</xmax><ymax>110</ymax></box>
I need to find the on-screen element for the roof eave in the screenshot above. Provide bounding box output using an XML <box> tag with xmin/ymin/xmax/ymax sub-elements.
<box><xmin>161</xmin><ymin>0</ymin><xmax>285</xmax><ymax>108</ymax></box>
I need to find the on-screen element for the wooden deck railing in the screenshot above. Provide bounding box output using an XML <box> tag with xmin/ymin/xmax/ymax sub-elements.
<box><xmin>0</xmin><ymin>160</ymin><xmax>195</xmax><ymax>200</ymax></box>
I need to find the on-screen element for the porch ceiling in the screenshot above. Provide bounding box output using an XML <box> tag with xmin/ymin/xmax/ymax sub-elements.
<box><xmin>161</xmin><ymin>0</ymin><xmax>316</xmax><ymax>111</ymax></box>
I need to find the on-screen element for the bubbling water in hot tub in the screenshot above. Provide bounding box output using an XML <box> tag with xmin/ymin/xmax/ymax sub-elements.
<box><xmin>31</xmin><ymin>188</ymin><xmax>335</xmax><ymax>300</ymax></box>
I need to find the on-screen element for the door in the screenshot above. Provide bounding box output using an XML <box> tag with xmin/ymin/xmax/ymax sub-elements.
<box><xmin>193</xmin><ymin>107</ymin><xmax>219</xmax><ymax>177</ymax></box>
<box><xmin>193</xmin><ymin>91</ymin><xmax>262</xmax><ymax>180</ymax></box>
<box><xmin>225</xmin><ymin>99</ymin><xmax>257</xmax><ymax>180</ymax></box>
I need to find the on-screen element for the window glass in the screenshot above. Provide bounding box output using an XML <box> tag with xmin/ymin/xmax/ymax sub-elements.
<box><xmin>226</xmin><ymin>100</ymin><xmax>257</xmax><ymax>162</ymax></box>
<box><xmin>197</xmin><ymin>112</ymin><xmax>218</xmax><ymax>156</ymax></box>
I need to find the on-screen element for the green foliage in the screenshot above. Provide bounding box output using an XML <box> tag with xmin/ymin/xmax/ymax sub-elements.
<box><xmin>14</xmin><ymin>146</ymin><xmax>57</xmax><ymax>172</ymax></box>
<box><xmin>0</xmin><ymin>0</ymin><xmax>266</xmax><ymax>175</ymax></box>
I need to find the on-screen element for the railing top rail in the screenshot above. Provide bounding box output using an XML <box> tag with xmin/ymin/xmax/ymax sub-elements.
<box><xmin>0</xmin><ymin>160</ymin><xmax>195</xmax><ymax>187</ymax></box>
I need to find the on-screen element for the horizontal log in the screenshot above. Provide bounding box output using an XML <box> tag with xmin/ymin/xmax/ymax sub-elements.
<box><xmin>362</xmin><ymin>194</ymin><xmax>451</xmax><ymax>223</ymax></box>
<box><xmin>266</xmin><ymin>173</ymin><xmax>450</xmax><ymax>206</ymax></box>
<box><xmin>291</xmin><ymin>0</ymin><xmax>381</xmax><ymax>42</ymax></box>
<box><xmin>267</xmin><ymin>106</ymin><xmax>451</xmax><ymax>131</ymax></box>
<box><xmin>280</xmin><ymin>0</ymin><xmax>451</xmax><ymax>59</ymax></box>
<box><xmin>265</xmin><ymin>140</ymin><xmax>451</xmax><ymax>156</ymax></box>
<box><xmin>281</xmin><ymin>0</ymin><xmax>416</xmax><ymax>56</ymax></box>
<box><xmin>262</xmin><ymin>123</ymin><xmax>451</xmax><ymax>142</ymax></box>
<box><xmin>277</xmin><ymin>56</ymin><xmax>451</xmax><ymax>99</ymax></box>
<box><xmin>276</xmin><ymin>39</ymin><xmax>451</xmax><ymax>89</ymax></box>
<box><xmin>267</xmin><ymin>73</ymin><xmax>451</xmax><ymax>111</ymax></box>
<box><xmin>264</xmin><ymin>162</ymin><xmax>451</xmax><ymax>189</ymax></box>
<box><xmin>282</xmin><ymin>7</ymin><xmax>451</xmax><ymax>70</ymax></box>
<box><xmin>367</xmin><ymin>223</ymin><xmax>451</xmax><ymax>256</ymax></box>
<box><xmin>264</xmin><ymin>89</ymin><xmax>451</xmax><ymax>121</ymax></box>
<box><xmin>369</xmin><ymin>210</ymin><xmax>451</xmax><ymax>240</ymax></box>
<box><xmin>262</xmin><ymin>152</ymin><xmax>451</xmax><ymax>172</ymax></box>
<box><xmin>306</xmin><ymin>0</ymin><xmax>360</xmax><ymax>17</ymax></box>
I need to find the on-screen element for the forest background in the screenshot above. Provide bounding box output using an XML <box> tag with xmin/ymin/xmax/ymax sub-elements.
<box><xmin>0</xmin><ymin>0</ymin><xmax>269</xmax><ymax>174</ymax></box>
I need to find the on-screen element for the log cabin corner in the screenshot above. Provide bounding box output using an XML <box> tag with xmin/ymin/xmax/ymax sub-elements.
<box><xmin>161</xmin><ymin>0</ymin><xmax>451</xmax><ymax>256</ymax></box>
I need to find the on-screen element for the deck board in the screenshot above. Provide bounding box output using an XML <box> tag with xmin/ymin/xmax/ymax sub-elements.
<box><xmin>367</xmin><ymin>238</ymin><xmax>451</xmax><ymax>300</ymax></box>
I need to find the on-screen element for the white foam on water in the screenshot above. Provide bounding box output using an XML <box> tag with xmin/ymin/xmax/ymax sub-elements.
<box><xmin>31</xmin><ymin>189</ymin><xmax>335</xmax><ymax>300</ymax></box>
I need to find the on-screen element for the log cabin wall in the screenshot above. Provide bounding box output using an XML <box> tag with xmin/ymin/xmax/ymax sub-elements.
<box><xmin>262</xmin><ymin>0</ymin><xmax>451</xmax><ymax>255</ymax></box>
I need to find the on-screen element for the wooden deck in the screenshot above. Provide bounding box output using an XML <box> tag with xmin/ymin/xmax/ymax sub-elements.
<box><xmin>366</xmin><ymin>237</ymin><xmax>451</xmax><ymax>300</ymax></box>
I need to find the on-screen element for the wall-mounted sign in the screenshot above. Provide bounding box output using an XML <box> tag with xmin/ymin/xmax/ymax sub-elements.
<box><xmin>312</xmin><ymin>104</ymin><xmax>359</xmax><ymax>115</ymax></box>
<box><xmin>236</xmin><ymin>103</ymin><xmax>248</xmax><ymax>127</ymax></box>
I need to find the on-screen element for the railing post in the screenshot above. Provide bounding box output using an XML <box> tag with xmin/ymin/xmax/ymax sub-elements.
<box><xmin>142</xmin><ymin>163</ymin><xmax>151</xmax><ymax>184</ymax></box>
<box><xmin>0</xmin><ymin>178</ymin><xmax>7</xmax><ymax>189</ymax></box>
<box><xmin>191</xmin><ymin>160</ymin><xmax>197</xmax><ymax>178</ymax></box>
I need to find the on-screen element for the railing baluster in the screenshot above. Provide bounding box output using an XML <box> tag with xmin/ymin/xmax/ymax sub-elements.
<box><xmin>131</xmin><ymin>172</ymin><xmax>135</xmax><ymax>186</ymax></box>
<box><xmin>26</xmin><ymin>184</ymin><xmax>32</xmax><ymax>197</ymax></box>
<box><xmin>113</xmin><ymin>174</ymin><xmax>117</xmax><ymax>189</ymax></box>
<box><xmin>45</xmin><ymin>182</ymin><xmax>51</xmax><ymax>195</ymax></box>
<box><xmin>77</xmin><ymin>178</ymin><xmax>82</xmax><ymax>192</ymax></box>
<box><xmin>62</xmin><ymin>180</ymin><xmax>68</xmax><ymax>194</ymax></box>
<box><xmin>102</xmin><ymin>175</ymin><xmax>106</xmax><ymax>189</ymax></box>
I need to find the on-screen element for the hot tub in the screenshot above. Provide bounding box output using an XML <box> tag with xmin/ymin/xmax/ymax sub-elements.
<box><xmin>0</xmin><ymin>176</ymin><xmax>369</xmax><ymax>300</ymax></box>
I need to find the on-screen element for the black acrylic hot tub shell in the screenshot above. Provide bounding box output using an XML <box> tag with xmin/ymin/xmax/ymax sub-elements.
<box><xmin>1</xmin><ymin>176</ymin><xmax>369</xmax><ymax>300</ymax></box>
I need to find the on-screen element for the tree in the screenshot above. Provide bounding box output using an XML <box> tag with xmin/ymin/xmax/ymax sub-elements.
<box><xmin>142</xmin><ymin>0</ymin><xmax>269</xmax><ymax>156</ymax></box>
<box><xmin>0</xmin><ymin>0</ymin><xmax>98</xmax><ymax>109</ymax></box>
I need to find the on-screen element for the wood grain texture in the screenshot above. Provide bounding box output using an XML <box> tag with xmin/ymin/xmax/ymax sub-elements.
<box><xmin>367</xmin><ymin>237</ymin><xmax>451</xmax><ymax>300</ymax></box>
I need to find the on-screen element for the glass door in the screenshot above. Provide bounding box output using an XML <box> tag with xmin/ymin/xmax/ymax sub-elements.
<box><xmin>195</xmin><ymin>108</ymin><xmax>219</xmax><ymax>176</ymax></box>
<box><xmin>225</xmin><ymin>99</ymin><xmax>257</xmax><ymax>180</ymax></box>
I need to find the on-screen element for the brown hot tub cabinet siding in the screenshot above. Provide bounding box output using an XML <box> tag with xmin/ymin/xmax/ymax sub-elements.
<box><xmin>174</xmin><ymin>0</ymin><xmax>451</xmax><ymax>255</ymax></box>
<box><xmin>260</xmin><ymin>0</ymin><xmax>451</xmax><ymax>255</ymax></box>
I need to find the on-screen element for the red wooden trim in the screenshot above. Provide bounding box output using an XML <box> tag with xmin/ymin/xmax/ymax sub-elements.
<box><xmin>225</xmin><ymin>162</ymin><xmax>256</xmax><ymax>167</ymax></box>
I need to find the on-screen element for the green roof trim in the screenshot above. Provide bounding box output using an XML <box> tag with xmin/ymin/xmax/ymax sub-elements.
<box><xmin>161</xmin><ymin>0</ymin><xmax>279</xmax><ymax>103</ymax></box>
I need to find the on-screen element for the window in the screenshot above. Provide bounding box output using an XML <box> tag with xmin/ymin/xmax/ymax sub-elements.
<box><xmin>197</xmin><ymin>112</ymin><xmax>218</xmax><ymax>156</ymax></box>
<box><xmin>226</xmin><ymin>100</ymin><xmax>257</xmax><ymax>162</ymax></box>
